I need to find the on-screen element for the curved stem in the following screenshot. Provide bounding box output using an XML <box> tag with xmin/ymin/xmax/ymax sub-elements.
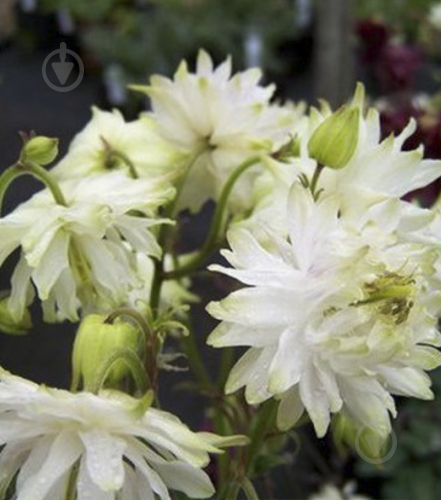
<box><xmin>88</xmin><ymin>347</ymin><xmax>150</xmax><ymax>395</ymax></box>
<box><xmin>165</xmin><ymin>155</ymin><xmax>261</xmax><ymax>280</ymax></box>
<box><xmin>105</xmin><ymin>307</ymin><xmax>157</xmax><ymax>391</ymax></box>
<box><xmin>0</xmin><ymin>160</ymin><xmax>67</xmax><ymax>216</ymax></box>
<box><xmin>109</xmin><ymin>150</ymin><xmax>139</xmax><ymax>179</ymax></box>
<box><xmin>0</xmin><ymin>164</ymin><xmax>25</xmax><ymax>215</ymax></box>
<box><xmin>241</xmin><ymin>477</ymin><xmax>260</xmax><ymax>500</ymax></box>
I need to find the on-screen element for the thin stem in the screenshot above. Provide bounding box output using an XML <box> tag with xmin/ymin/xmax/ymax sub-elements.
<box><xmin>105</xmin><ymin>307</ymin><xmax>157</xmax><ymax>392</ymax></box>
<box><xmin>245</xmin><ymin>400</ymin><xmax>278</xmax><ymax>476</ymax></box>
<box><xmin>165</xmin><ymin>155</ymin><xmax>261</xmax><ymax>280</ymax></box>
<box><xmin>149</xmin><ymin>144</ymin><xmax>208</xmax><ymax>315</ymax></box>
<box><xmin>217</xmin><ymin>347</ymin><xmax>235</xmax><ymax>389</ymax></box>
<box><xmin>23</xmin><ymin>160</ymin><xmax>68</xmax><ymax>205</ymax></box>
<box><xmin>88</xmin><ymin>347</ymin><xmax>150</xmax><ymax>395</ymax></box>
<box><xmin>181</xmin><ymin>332</ymin><xmax>212</xmax><ymax>390</ymax></box>
<box><xmin>241</xmin><ymin>477</ymin><xmax>260</xmax><ymax>500</ymax></box>
<box><xmin>309</xmin><ymin>162</ymin><xmax>324</xmax><ymax>200</ymax></box>
<box><xmin>0</xmin><ymin>164</ymin><xmax>26</xmax><ymax>215</ymax></box>
<box><xmin>109</xmin><ymin>150</ymin><xmax>139</xmax><ymax>179</ymax></box>
<box><xmin>0</xmin><ymin>160</ymin><xmax>67</xmax><ymax>216</ymax></box>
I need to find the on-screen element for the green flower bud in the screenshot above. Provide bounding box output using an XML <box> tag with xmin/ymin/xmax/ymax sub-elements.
<box><xmin>332</xmin><ymin>414</ymin><xmax>391</xmax><ymax>461</ymax></box>
<box><xmin>72</xmin><ymin>314</ymin><xmax>145</xmax><ymax>390</ymax></box>
<box><xmin>0</xmin><ymin>295</ymin><xmax>32</xmax><ymax>335</ymax></box>
<box><xmin>21</xmin><ymin>136</ymin><xmax>59</xmax><ymax>165</ymax></box>
<box><xmin>307</xmin><ymin>106</ymin><xmax>360</xmax><ymax>169</ymax></box>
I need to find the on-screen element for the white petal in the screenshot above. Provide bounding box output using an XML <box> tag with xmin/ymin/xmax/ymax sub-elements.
<box><xmin>77</xmin><ymin>457</ymin><xmax>115</xmax><ymax>500</ymax></box>
<box><xmin>276</xmin><ymin>386</ymin><xmax>304</xmax><ymax>431</ymax></box>
<box><xmin>17</xmin><ymin>431</ymin><xmax>82</xmax><ymax>500</ymax></box>
<box><xmin>153</xmin><ymin>461</ymin><xmax>215</xmax><ymax>498</ymax></box>
<box><xmin>79</xmin><ymin>429</ymin><xmax>126</xmax><ymax>491</ymax></box>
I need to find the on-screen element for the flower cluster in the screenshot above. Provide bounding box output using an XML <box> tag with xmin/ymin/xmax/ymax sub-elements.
<box><xmin>207</xmin><ymin>85</ymin><xmax>441</xmax><ymax>440</ymax></box>
<box><xmin>1</xmin><ymin>49</ymin><xmax>441</xmax><ymax>499</ymax></box>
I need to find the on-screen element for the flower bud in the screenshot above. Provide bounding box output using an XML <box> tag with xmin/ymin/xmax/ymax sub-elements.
<box><xmin>307</xmin><ymin>106</ymin><xmax>360</xmax><ymax>169</ymax></box>
<box><xmin>332</xmin><ymin>414</ymin><xmax>391</xmax><ymax>461</ymax></box>
<box><xmin>72</xmin><ymin>314</ymin><xmax>145</xmax><ymax>390</ymax></box>
<box><xmin>0</xmin><ymin>295</ymin><xmax>32</xmax><ymax>335</ymax></box>
<box><xmin>21</xmin><ymin>136</ymin><xmax>59</xmax><ymax>165</ymax></box>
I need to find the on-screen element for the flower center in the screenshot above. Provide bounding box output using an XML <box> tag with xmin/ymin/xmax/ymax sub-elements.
<box><xmin>354</xmin><ymin>271</ymin><xmax>416</xmax><ymax>325</ymax></box>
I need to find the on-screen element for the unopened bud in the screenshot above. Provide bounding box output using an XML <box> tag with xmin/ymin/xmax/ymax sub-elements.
<box><xmin>72</xmin><ymin>314</ymin><xmax>145</xmax><ymax>390</ymax></box>
<box><xmin>0</xmin><ymin>295</ymin><xmax>32</xmax><ymax>335</ymax></box>
<box><xmin>332</xmin><ymin>414</ymin><xmax>391</xmax><ymax>461</ymax></box>
<box><xmin>308</xmin><ymin>106</ymin><xmax>360</xmax><ymax>169</ymax></box>
<box><xmin>21</xmin><ymin>136</ymin><xmax>59</xmax><ymax>165</ymax></box>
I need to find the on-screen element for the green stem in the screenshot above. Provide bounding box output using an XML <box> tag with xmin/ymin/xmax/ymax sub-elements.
<box><xmin>88</xmin><ymin>347</ymin><xmax>150</xmax><ymax>395</ymax></box>
<box><xmin>245</xmin><ymin>400</ymin><xmax>278</xmax><ymax>476</ymax></box>
<box><xmin>309</xmin><ymin>162</ymin><xmax>324</xmax><ymax>200</ymax></box>
<box><xmin>241</xmin><ymin>477</ymin><xmax>260</xmax><ymax>500</ymax></box>
<box><xmin>217</xmin><ymin>347</ymin><xmax>235</xmax><ymax>390</ymax></box>
<box><xmin>105</xmin><ymin>307</ymin><xmax>157</xmax><ymax>391</ymax></box>
<box><xmin>0</xmin><ymin>164</ymin><xmax>26</xmax><ymax>215</ymax></box>
<box><xmin>164</xmin><ymin>155</ymin><xmax>261</xmax><ymax>280</ymax></box>
<box><xmin>109</xmin><ymin>150</ymin><xmax>139</xmax><ymax>179</ymax></box>
<box><xmin>0</xmin><ymin>160</ymin><xmax>67</xmax><ymax>216</ymax></box>
<box><xmin>181</xmin><ymin>332</ymin><xmax>212</xmax><ymax>390</ymax></box>
<box><xmin>149</xmin><ymin>145</ymin><xmax>208</xmax><ymax>314</ymax></box>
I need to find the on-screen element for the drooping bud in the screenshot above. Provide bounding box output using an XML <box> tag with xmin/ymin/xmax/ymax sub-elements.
<box><xmin>0</xmin><ymin>295</ymin><xmax>32</xmax><ymax>335</ymax></box>
<box><xmin>307</xmin><ymin>105</ymin><xmax>360</xmax><ymax>169</ymax></box>
<box><xmin>332</xmin><ymin>414</ymin><xmax>391</xmax><ymax>461</ymax></box>
<box><xmin>21</xmin><ymin>136</ymin><xmax>59</xmax><ymax>165</ymax></box>
<box><xmin>72</xmin><ymin>314</ymin><xmax>145</xmax><ymax>390</ymax></box>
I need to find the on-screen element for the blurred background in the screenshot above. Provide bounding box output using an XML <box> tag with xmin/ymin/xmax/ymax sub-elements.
<box><xmin>2</xmin><ymin>1</ymin><xmax>441</xmax><ymax>499</ymax></box>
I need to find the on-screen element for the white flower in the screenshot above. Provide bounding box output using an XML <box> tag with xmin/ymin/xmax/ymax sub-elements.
<box><xmin>0</xmin><ymin>172</ymin><xmax>174</xmax><ymax>322</ymax></box>
<box><xmin>134</xmin><ymin>49</ymin><xmax>298</xmax><ymax>212</ymax></box>
<box><xmin>207</xmin><ymin>183</ymin><xmax>441</xmax><ymax>438</ymax></box>
<box><xmin>309</xmin><ymin>484</ymin><xmax>371</xmax><ymax>500</ymax></box>
<box><xmin>240</xmin><ymin>85</ymin><xmax>441</xmax><ymax>235</ymax></box>
<box><xmin>0</xmin><ymin>369</ymin><xmax>231</xmax><ymax>500</ymax></box>
<box><xmin>51</xmin><ymin>107</ymin><xmax>182</xmax><ymax>181</ymax></box>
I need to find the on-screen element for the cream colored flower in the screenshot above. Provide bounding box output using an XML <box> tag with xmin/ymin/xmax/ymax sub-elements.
<box><xmin>0</xmin><ymin>172</ymin><xmax>174</xmax><ymax>322</ymax></box>
<box><xmin>240</xmin><ymin>85</ymin><xmax>441</xmax><ymax>236</ymax></box>
<box><xmin>133</xmin><ymin>49</ymin><xmax>298</xmax><ymax>212</ymax></box>
<box><xmin>0</xmin><ymin>369</ymin><xmax>232</xmax><ymax>500</ymax></box>
<box><xmin>207</xmin><ymin>183</ymin><xmax>441</xmax><ymax>438</ymax></box>
<box><xmin>51</xmin><ymin>107</ymin><xmax>182</xmax><ymax>181</ymax></box>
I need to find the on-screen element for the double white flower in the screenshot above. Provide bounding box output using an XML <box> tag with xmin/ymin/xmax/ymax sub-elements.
<box><xmin>51</xmin><ymin>107</ymin><xmax>182</xmax><ymax>181</ymax></box>
<box><xmin>134</xmin><ymin>49</ymin><xmax>297</xmax><ymax>212</ymax></box>
<box><xmin>208</xmin><ymin>183</ymin><xmax>441</xmax><ymax>438</ymax></box>
<box><xmin>0</xmin><ymin>370</ymin><xmax>230</xmax><ymax>500</ymax></box>
<box><xmin>242</xmin><ymin>85</ymin><xmax>441</xmax><ymax>236</ymax></box>
<box><xmin>0</xmin><ymin>172</ymin><xmax>174</xmax><ymax>322</ymax></box>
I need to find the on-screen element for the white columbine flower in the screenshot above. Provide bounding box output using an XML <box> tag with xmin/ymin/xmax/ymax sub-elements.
<box><xmin>0</xmin><ymin>369</ymin><xmax>232</xmax><ymax>500</ymax></box>
<box><xmin>133</xmin><ymin>49</ymin><xmax>298</xmax><ymax>213</ymax></box>
<box><xmin>0</xmin><ymin>172</ymin><xmax>174</xmax><ymax>322</ymax></box>
<box><xmin>240</xmin><ymin>85</ymin><xmax>441</xmax><ymax>236</ymax></box>
<box><xmin>51</xmin><ymin>107</ymin><xmax>182</xmax><ymax>181</ymax></box>
<box><xmin>207</xmin><ymin>183</ymin><xmax>441</xmax><ymax>438</ymax></box>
